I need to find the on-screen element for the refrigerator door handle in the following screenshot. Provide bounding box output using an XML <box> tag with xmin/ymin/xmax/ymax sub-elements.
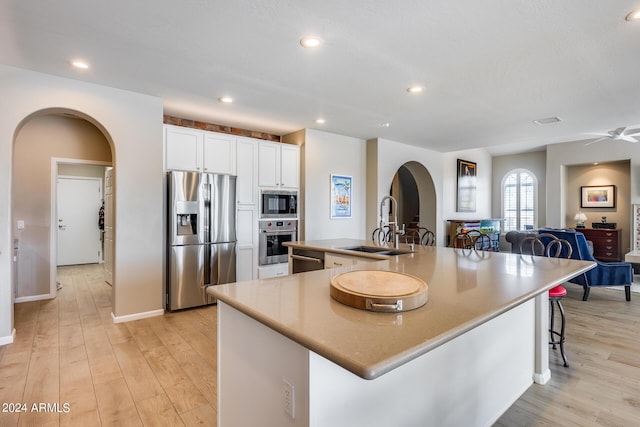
<box><xmin>203</xmin><ymin>244</ymin><xmax>211</xmax><ymax>286</ymax></box>
<box><xmin>210</xmin><ymin>244</ymin><xmax>219</xmax><ymax>286</ymax></box>
<box><xmin>202</xmin><ymin>180</ymin><xmax>211</xmax><ymax>243</ymax></box>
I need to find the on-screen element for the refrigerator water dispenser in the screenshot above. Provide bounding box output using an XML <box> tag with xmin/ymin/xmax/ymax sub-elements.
<box><xmin>176</xmin><ymin>200</ymin><xmax>198</xmax><ymax>236</ymax></box>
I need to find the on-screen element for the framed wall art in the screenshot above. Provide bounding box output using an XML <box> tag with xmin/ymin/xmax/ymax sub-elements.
<box><xmin>581</xmin><ymin>185</ymin><xmax>615</xmax><ymax>208</ymax></box>
<box><xmin>330</xmin><ymin>174</ymin><xmax>352</xmax><ymax>219</ymax></box>
<box><xmin>456</xmin><ymin>159</ymin><xmax>476</xmax><ymax>212</ymax></box>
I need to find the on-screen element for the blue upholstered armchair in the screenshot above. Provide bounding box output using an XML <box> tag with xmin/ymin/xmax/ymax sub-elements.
<box><xmin>538</xmin><ymin>229</ymin><xmax>632</xmax><ymax>301</ymax></box>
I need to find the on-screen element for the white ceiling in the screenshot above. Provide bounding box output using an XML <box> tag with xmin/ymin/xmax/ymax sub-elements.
<box><xmin>1</xmin><ymin>0</ymin><xmax>640</xmax><ymax>155</ymax></box>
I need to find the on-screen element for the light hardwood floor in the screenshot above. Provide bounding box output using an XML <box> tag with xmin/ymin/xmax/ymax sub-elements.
<box><xmin>496</xmin><ymin>284</ymin><xmax>640</xmax><ymax>426</ymax></box>
<box><xmin>0</xmin><ymin>264</ymin><xmax>217</xmax><ymax>426</ymax></box>
<box><xmin>1</xmin><ymin>265</ymin><xmax>639</xmax><ymax>426</ymax></box>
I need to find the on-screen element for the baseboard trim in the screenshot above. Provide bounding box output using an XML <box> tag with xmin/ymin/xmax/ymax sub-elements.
<box><xmin>15</xmin><ymin>293</ymin><xmax>54</xmax><ymax>303</ymax></box>
<box><xmin>0</xmin><ymin>329</ymin><xmax>17</xmax><ymax>346</ymax></box>
<box><xmin>533</xmin><ymin>369</ymin><xmax>551</xmax><ymax>385</ymax></box>
<box><xmin>111</xmin><ymin>308</ymin><xmax>164</xmax><ymax>324</ymax></box>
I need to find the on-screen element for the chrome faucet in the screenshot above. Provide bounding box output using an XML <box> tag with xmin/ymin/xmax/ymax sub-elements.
<box><xmin>379</xmin><ymin>195</ymin><xmax>405</xmax><ymax>249</ymax></box>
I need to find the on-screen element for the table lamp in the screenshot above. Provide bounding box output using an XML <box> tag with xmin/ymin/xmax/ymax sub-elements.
<box><xmin>574</xmin><ymin>212</ymin><xmax>587</xmax><ymax>228</ymax></box>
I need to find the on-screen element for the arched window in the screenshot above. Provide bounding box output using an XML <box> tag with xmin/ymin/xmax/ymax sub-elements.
<box><xmin>502</xmin><ymin>169</ymin><xmax>537</xmax><ymax>232</ymax></box>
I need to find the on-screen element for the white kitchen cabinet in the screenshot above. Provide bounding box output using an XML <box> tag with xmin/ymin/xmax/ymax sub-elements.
<box><xmin>236</xmin><ymin>205</ymin><xmax>257</xmax><ymax>280</ymax></box>
<box><xmin>237</xmin><ymin>207</ymin><xmax>256</xmax><ymax>247</ymax></box>
<box><xmin>236</xmin><ymin>138</ymin><xmax>258</xmax><ymax>280</ymax></box>
<box><xmin>258</xmin><ymin>142</ymin><xmax>279</xmax><ymax>187</ymax></box>
<box><xmin>203</xmin><ymin>132</ymin><xmax>236</xmax><ymax>175</ymax></box>
<box><xmin>236</xmin><ymin>247</ymin><xmax>255</xmax><ymax>282</ymax></box>
<box><xmin>258</xmin><ymin>141</ymin><xmax>299</xmax><ymax>189</ymax></box>
<box><xmin>257</xmin><ymin>263</ymin><xmax>288</xmax><ymax>279</ymax></box>
<box><xmin>236</xmin><ymin>138</ymin><xmax>258</xmax><ymax>205</ymax></box>
<box><xmin>324</xmin><ymin>253</ymin><xmax>377</xmax><ymax>269</ymax></box>
<box><xmin>280</xmin><ymin>143</ymin><xmax>300</xmax><ymax>189</ymax></box>
<box><xmin>165</xmin><ymin>125</ymin><xmax>236</xmax><ymax>174</ymax></box>
<box><xmin>165</xmin><ymin>125</ymin><xmax>202</xmax><ymax>171</ymax></box>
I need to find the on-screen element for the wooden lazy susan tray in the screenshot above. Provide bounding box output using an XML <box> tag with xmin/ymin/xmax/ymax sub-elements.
<box><xmin>330</xmin><ymin>270</ymin><xmax>428</xmax><ymax>313</ymax></box>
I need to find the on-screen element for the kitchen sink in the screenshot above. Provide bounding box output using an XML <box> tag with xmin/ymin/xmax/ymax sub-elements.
<box><xmin>376</xmin><ymin>249</ymin><xmax>411</xmax><ymax>256</ymax></box>
<box><xmin>340</xmin><ymin>246</ymin><xmax>411</xmax><ymax>256</ymax></box>
<box><xmin>341</xmin><ymin>245</ymin><xmax>386</xmax><ymax>253</ymax></box>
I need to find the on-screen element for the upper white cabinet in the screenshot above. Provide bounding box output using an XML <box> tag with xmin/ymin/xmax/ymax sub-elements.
<box><xmin>280</xmin><ymin>144</ymin><xmax>300</xmax><ymax>189</ymax></box>
<box><xmin>258</xmin><ymin>141</ymin><xmax>300</xmax><ymax>189</ymax></box>
<box><xmin>165</xmin><ymin>125</ymin><xmax>236</xmax><ymax>175</ymax></box>
<box><xmin>165</xmin><ymin>125</ymin><xmax>202</xmax><ymax>171</ymax></box>
<box><xmin>258</xmin><ymin>142</ymin><xmax>279</xmax><ymax>187</ymax></box>
<box><xmin>203</xmin><ymin>132</ymin><xmax>236</xmax><ymax>175</ymax></box>
<box><xmin>236</xmin><ymin>138</ymin><xmax>258</xmax><ymax>205</ymax></box>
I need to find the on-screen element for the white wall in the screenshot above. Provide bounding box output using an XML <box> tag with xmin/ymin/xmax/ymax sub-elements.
<box><xmin>298</xmin><ymin>134</ymin><xmax>492</xmax><ymax>248</ymax></box>
<box><xmin>368</xmin><ymin>139</ymin><xmax>445</xmax><ymax>243</ymax></box>
<box><xmin>0</xmin><ymin>65</ymin><xmax>164</xmax><ymax>342</ymax></box>
<box><xmin>297</xmin><ymin>129</ymin><xmax>367</xmax><ymax>241</ymax></box>
<box><xmin>442</xmin><ymin>149</ymin><xmax>493</xmax><ymax>221</ymax></box>
<box><xmin>365</xmin><ymin>139</ymin><xmax>494</xmax><ymax>247</ymax></box>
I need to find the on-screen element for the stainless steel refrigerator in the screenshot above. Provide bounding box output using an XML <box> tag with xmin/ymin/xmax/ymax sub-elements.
<box><xmin>167</xmin><ymin>171</ymin><xmax>236</xmax><ymax>310</ymax></box>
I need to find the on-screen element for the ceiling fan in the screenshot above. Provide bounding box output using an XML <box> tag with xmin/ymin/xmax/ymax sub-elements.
<box><xmin>584</xmin><ymin>126</ymin><xmax>640</xmax><ymax>146</ymax></box>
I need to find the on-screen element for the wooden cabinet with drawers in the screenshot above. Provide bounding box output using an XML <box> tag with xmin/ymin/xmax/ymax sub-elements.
<box><xmin>580</xmin><ymin>228</ymin><xmax>622</xmax><ymax>262</ymax></box>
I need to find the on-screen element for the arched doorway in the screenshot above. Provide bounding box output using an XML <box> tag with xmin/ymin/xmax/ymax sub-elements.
<box><xmin>389</xmin><ymin>161</ymin><xmax>437</xmax><ymax>242</ymax></box>
<box><xmin>12</xmin><ymin>109</ymin><xmax>114</xmax><ymax>305</ymax></box>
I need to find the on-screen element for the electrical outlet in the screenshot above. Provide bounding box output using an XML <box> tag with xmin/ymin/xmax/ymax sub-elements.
<box><xmin>282</xmin><ymin>379</ymin><xmax>295</xmax><ymax>419</ymax></box>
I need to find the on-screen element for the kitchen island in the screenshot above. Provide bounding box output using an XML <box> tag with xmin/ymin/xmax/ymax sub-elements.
<box><xmin>207</xmin><ymin>239</ymin><xmax>595</xmax><ymax>427</ymax></box>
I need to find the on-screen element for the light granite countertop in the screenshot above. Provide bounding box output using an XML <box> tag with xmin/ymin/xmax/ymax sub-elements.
<box><xmin>208</xmin><ymin>239</ymin><xmax>595</xmax><ymax>379</ymax></box>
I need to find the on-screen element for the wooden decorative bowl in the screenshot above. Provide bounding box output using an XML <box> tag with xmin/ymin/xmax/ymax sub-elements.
<box><xmin>330</xmin><ymin>270</ymin><xmax>428</xmax><ymax>312</ymax></box>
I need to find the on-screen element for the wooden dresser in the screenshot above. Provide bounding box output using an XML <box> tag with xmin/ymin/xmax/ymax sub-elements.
<box><xmin>579</xmin><ymin>228</ymin><xmax>622</xmax><ymax>262</ymax></box>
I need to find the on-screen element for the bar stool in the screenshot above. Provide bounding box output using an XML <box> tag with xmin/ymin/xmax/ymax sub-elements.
<box><xmin>521</xmin><ymin>234</ymin><xmax>572</xmax><ymax>367</ymax></box>
<box><xmin>548</xmin><ymin>284</ymin><xmax>569</xmax><ymax>367</ymax></box>
<box><xmin>372</xmin><ymin>226</ymin><xmax>392</xmax><ymax>245</ymax></box>
<box><xmin>545</xmin><ymin>236</ymin><xmax>572</xmax><ymax>367</ymax></box>
<box><xmin>419</xmin><ymin>227</ymin><xmax>436</xmax><ymax>246</ymax></box>
<box><xmin>401</xmin><ymin>228</ymin><xmax>422</xmax><ymax>245</ymax></box>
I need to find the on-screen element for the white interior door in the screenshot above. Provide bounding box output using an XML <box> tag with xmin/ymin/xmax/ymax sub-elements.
<box><xmin>57</xmin><ymin>177</ymin><xmax>102</xmax><ymax>266</ymax></box>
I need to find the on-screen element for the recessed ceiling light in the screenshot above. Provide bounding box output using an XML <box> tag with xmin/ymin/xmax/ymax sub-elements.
<box><xmin>70</xmin><ymin>60</ymin><xmax>89</xmax><ymax>69</ymax></box>
<box><xmin>625</xmin><ymin>8</ymin><xmax>640</xmax><ymax>21</ymax></box>
<box><xmin>379</xmin><ymin>122</ymin><xmax>391</xmax><ymax>128</ymax></box>
<box><xmin>406</xmin><ymin>86</ymin><xmax>423</xmax><ymax>94</ymax></box>
<box><xmin>532</xmin><ymin>116</ymin><xmax>562</xmax><ymax>125</ymax></box>
<box><xmin>300</xmin><ymin>36</ymin><xmax>323</xmax><ymax>48</ymax></box>
<box><xmin>218</xmin><ymin>96</ymin><xmax>233</xmax><ymax>103</ymax></box>
<box><xmin>315</xmin><ymin>118</ymin><xmax>326</xmax><ymax>124</ymax></box>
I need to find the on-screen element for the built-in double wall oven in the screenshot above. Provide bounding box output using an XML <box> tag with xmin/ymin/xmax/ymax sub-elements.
<box><xmin>259</xmin><ymin>190</ymin><xmax>298</xmax><ymax>266</ymax></box>
<box><xmin>259</xmin><ymin>219</ymin><xmax>297</xmax><ymax>266</ymax></box>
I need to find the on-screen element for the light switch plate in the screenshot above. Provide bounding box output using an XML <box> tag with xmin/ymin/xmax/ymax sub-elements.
<box><xmin>17</xmin><ymin>220</ymin><xmax>25</xmax><ymax>230</ymax></box>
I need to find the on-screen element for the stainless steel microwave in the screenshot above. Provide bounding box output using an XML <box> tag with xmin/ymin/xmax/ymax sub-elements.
<box><xmin>261</xmin><ymin>190</ymin><xmax>298</xmax><ymax>218</ymax></box>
